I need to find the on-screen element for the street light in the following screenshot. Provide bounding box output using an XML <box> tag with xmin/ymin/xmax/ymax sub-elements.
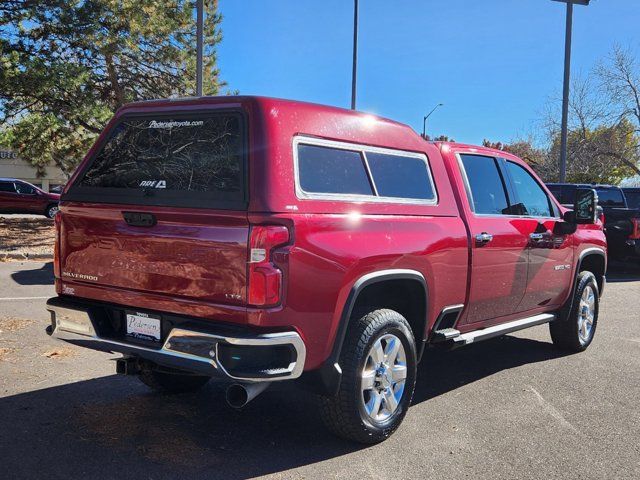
<box><xmin>552</xmin><ymin>0</ymin><xmax>590</xmax><ymax>182</ymax></box>
<box><xmin>351</xmin><ymin>0</ymin><xmax>359</xmax><ymax>110</ymax></box>
<box><xmin>423</xmin><ymin>103</ymin><xmax>444</xmax><ymax>138</ymax></box>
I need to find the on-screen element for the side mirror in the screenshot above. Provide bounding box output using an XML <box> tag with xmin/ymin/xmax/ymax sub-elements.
<box><xmin>573</xmin><ymin>188</ymin><xmax>598</xmax><ymax>224</ymax></box>
<box><xmin>556</xmin><ymin>211</ymin><xmax>578</xmax><ymax>235</ymax></box>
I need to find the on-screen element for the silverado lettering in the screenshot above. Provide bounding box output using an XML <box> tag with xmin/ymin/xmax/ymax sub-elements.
<box><xmin>61</xmin><ymin>271</ymin><xmax>99</xmax><ymax>282</ymax></box>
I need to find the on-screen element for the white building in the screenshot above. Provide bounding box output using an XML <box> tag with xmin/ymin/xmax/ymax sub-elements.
<box><xmin>620</xmin><ymin>175</ymin><xmax>640</xmax><ymax>187</ymax></box>
<box><xmin>0</xmin><ymin>150</ymin><xmax>67</xmax><ymax>192</ymax></box>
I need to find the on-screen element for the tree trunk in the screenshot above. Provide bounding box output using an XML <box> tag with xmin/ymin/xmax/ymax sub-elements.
<box><xmin>104</xmin><ymin>50</ymin><xmax>124</xmax><ymax>108</ymax></box>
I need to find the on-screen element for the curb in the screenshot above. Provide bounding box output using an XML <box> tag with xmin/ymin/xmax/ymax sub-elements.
<box><xmin>0</xmin><ymin>252</ymin><xmax>54</xmax><ymax>262</ymax></box>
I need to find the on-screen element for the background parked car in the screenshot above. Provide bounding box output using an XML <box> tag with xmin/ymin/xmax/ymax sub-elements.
<box><xmin>0</xmin><ymin>178</ymin><xmax>60</xmax><ymax>218</ymax></box>
<box><xmin>547</xmin><ymin>183</ymin><xmax>640</xmax><ymax>261</ymax></box>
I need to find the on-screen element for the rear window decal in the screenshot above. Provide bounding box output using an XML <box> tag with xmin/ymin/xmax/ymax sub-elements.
<box><xmin>148</xmin><ymin>120</ymin><xmax>204</xmax><ymax>129</ymax></box>
<box><xmin>139</xmin><ymin>180</ymin><xmax>167</xmax><ymax>188</ymax></box>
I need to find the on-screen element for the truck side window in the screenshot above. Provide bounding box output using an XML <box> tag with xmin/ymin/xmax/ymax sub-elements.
<box><xmin>297</xmin><ymin>144</ymin><xmax>374</xmax><ymax>196</ymax></box>
<box><xmin>296</xmin><ymin>139</ymin><xmax>436</xmax><ymax>203</ymax></box>
<box><xmin>459</xmin><ymin>154</ymin><xmax>510</xmax><ymax>215</ymax></box>
<box><xmin>366</xmin><ymin>152</ymin><xmax>435</xmax><ymax>200</ymax></box>
<box><xmin>505</xmin><ymin>161</ymin><xmax>552</xmax><ymax>217</ymax></box>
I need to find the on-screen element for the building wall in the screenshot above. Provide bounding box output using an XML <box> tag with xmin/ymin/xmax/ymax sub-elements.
<box><xmin>0</xmin><ymin>150</ymin><xmax>67</xmax><ymax>192</ymax></box>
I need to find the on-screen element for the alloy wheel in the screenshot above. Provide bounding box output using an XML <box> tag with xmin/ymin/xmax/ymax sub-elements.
<box><xmin>577</xmin><ymin>285</ymin><xmax>595</xmax><ymax>345</ymax></box>
<box><xmin>361</xmin><ymin>333</ymin><xmax>407</xmax><ymax>422</ymax></box>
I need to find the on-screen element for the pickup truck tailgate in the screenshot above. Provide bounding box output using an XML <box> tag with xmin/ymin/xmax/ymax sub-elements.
<box><xmin>59</xmin><ymin>204</ymin><xmax>249</xmax><ymax>306</ymax></box>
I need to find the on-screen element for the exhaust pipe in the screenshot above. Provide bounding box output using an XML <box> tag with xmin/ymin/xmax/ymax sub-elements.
<box><xmin>225</xmin><ymin>382</ymin><xmax>271</xmax><ymax>408</ymax></box>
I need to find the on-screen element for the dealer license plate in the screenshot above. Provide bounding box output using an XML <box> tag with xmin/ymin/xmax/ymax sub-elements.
<box><xmin>125</xmin><ymin>311</ymin><xmax>161</xmax><ymax>342</ymax></box>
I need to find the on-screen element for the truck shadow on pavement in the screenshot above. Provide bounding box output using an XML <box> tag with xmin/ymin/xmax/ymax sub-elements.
<box><xmin>0</xmin><ymin>336</ymin><xmax>569</xmax><ymax>480</ymax></box>
<box><xmin>9</xmin><ymin>261</ymin><xmax>54</xmax><ymax>286</ymax></box>
<box><xmin>414</xmin><ymin>335</ymin><xmax>567</xmax><ymax>404</ymax></box>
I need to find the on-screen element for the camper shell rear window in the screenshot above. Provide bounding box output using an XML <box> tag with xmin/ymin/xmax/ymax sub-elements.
<box><xmin>65</xmin><ymin>110</ymin><xmax>247</xmax><ymax>209</ymax></box>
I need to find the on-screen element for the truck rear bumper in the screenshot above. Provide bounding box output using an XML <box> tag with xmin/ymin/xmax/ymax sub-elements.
<box><xmin>45</xmin><ymin>296</ymin><xmax>306</xmax><ymax>383</ymax></box>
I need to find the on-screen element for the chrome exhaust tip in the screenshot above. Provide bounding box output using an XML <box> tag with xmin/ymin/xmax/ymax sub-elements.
<box><xmin>225</xmin><ymin>382</ymin><xmax>271</xmax><ymax>408</ymax></box>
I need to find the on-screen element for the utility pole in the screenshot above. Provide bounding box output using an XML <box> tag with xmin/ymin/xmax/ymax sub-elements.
<box><xmin>351</xmin><ymin>0</ymin><xmax>359</xmax><ymax>110</ymax></box>
<box><xmin>196</xmin><ymin>0</ymin><xmax>204</xmax><ymax>96</ymax></box>
<box><xmin>553</xmin><ymin>0</ymin><xmax>590</xmax><ymax>182</ymax></box>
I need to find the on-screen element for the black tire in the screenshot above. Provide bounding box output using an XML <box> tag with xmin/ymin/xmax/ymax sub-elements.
<box><xmin>138</xmin><ymin>368</ymin><xmax>211</xmax><ymax>394</ymax></box>
<box><xmin>549</xmin><ymin>271</ymin><xmax>599</xmax><ymax>352</ymax></box>
<box><xmin>45</xmin><ymin>204</ymin><xmax>59</xmax><ymax>219</ymax></box>
<box><xmin>318</xmin><ymin>309</ymin><xmax>417</xmax><ymax>444</ymax></box>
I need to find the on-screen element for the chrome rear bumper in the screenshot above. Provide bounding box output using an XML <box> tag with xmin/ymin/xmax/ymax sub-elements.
<box><xmin>46</xmin><ymin>297</ymin><xmax>306</xmax><ymax>383</ymax></box>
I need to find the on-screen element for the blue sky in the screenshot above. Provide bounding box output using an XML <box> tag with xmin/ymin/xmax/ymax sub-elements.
<box><xmin>217</xmin><ymin>0</ymin><xmax>639</xmax><ymax>145</ymax></box>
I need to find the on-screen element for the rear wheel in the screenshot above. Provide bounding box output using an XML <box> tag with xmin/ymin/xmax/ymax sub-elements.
<box><xmin>318</xmin><ymin>309</ymin><xmax>417</xmax><ymax>444</ymax></box>
<box><xmin>138</xmin><ymin>366</ymin><xmax>211</xmax><ymax>394</ymax></box>
<box><xmin>45</xmin><ymin>204</ymin><xmax>59</xmax><ymax>219</ymax></box>
<box><xmin>549</xmin><ymin>271</ymin><xmax>599</xmax><ymax>352</ymax></box>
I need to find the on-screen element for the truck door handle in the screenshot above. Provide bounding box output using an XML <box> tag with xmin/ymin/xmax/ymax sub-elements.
<box><xmin>475</xmin><ymin>232</ymin><xmax>493</xmax><ymax>245</ymax></box>
<box><xmin>529</xmin><ymin>232</ymin><xmax>548</xmax><ymax>242</ymax></box>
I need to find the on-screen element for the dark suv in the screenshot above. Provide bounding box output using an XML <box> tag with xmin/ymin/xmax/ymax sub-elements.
<box><xmin>547</xmin><ymin>183</ymin><xmax>640</xmax><ymax>260</ymax></box>
<box><xmin>0</xmin><ymin>178</ymin><xmax>60</xmax><ymax>218</ymax></box>
<box><xmin>45</xmin><ymin>96</ymin><xmax>606</xmax><ymax>443</ymax></box>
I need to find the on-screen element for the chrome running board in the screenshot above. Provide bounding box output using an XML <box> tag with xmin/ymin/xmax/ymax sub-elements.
<box><xmin>452</xmin><ymin>313</ymin><xmax>556</xmax><ymax>346</ymax></box>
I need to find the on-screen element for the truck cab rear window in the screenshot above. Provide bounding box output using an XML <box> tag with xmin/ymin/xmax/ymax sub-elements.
<box><xmin>595</xmin><ymin>188</ymin><xmax>625</xmax><ymax>207</ymax></box>
<box><xmin>68</xmin><ymin>112</ymin><xmax>246</xmax><ymax>209</ymax></box>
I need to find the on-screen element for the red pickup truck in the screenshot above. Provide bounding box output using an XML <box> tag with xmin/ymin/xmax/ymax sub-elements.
<box><xmin>46</xmin><ymin>96</ymin><xmax>606</xmax><ymax>443</ymax></box>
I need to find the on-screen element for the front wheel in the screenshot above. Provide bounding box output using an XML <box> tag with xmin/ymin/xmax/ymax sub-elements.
<box><xmin>549</xmin><ymin>271</ymin><xmax>599</xmax><ymax>352</ymax></box>
<box><xmin>318</xmin><ymin>309</ymin><xmax>417</xmax><ymax>444</ymax></box>
<box><xmin>45</xmin><ymin>204</ymin><xmax>59</xmax><ymax>219</ymax></box>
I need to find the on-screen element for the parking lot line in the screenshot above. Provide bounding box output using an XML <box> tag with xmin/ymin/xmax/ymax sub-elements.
<box><xmin>0</xmin><ymin>296</ymin><xmax>51</xmax><ymax>301</ymax></box>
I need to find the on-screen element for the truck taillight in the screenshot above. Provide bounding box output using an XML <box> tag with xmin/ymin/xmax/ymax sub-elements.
<box><xmin>53</xmin><ymin>212</ymin><xmax>61</xmax><ymax>278</ymax></box>
<box><xmin>630</xmin><ymin>218</ymin><xmax>640</xmax><ymax>240</ymax></box>
<box><xmin>248</xmin><ymin>225</ymin><xmax>290</xmax><ymax>306</ymax></box>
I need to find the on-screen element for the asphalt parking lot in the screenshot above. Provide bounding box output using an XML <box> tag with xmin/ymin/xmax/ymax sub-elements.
<box><xmin>1</xmin><ymin>261</ymin><xmax>639</xmax><ymax>480</ymax></box>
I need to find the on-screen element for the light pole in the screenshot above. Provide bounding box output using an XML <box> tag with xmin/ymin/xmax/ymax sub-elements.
<box><xmin>196</xmin><ymin>0</ymin><xmax>204</xmax><ymax>96</ymax></box>
<box><xmin>351</xmin><ymin>0</ymin><xmax>359</xmax><ymax>110</ymax></box>
<box><xmin>422</xmin><ymin>103</ymin><xmax>443</xmax><ymax>139</ymax></box>
<box><xmin>553</xmin><ymin>0</ymin><xmax>590</xmax><ymax>182</ymax></box>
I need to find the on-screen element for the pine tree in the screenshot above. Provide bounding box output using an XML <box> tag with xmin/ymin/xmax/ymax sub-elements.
<box><xmin>0</xmin><ymin>0</ymin><xmax>225</xmax><ymax>175</ymax></box>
